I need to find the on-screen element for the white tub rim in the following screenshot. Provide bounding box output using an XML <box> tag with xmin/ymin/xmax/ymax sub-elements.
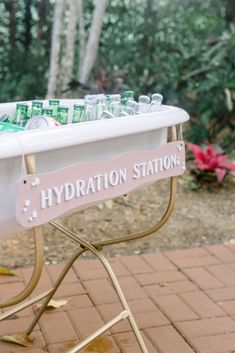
<box><xmin>0</xmin><ymin>104</ymin><xmax>189</xmax><ymax>160</ymax></box>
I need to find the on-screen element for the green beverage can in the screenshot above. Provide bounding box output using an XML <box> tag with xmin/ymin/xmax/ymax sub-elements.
<box><xmin>49</xmin><ymin>99</ymin><xmax>60</xmax><ymax>117</ymax></box>
<box><xmin>31</xmin><ymin>101</ymin><xmax>43</xmax><ymax>117</ymax></box>
<box><xmin>11</xmin><ymin>103</ymin><xmax>28</xmax><ymax>126</ymax></box>
<box><xmin>42</xmin><ymin>108</ymin><xmax>53</xmax><ymax>117</ymax></box>
<box><xmin>72</xmin><ymin>104</ymin><xmax>85</xmax><ymax>123</ymax></box>
<box><xmin>57</xmin><ymin>106</ymin><xmax>69</xmax><ymax>124</ymax></box>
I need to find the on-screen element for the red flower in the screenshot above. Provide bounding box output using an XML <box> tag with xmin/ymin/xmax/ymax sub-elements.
<box><xmin>186</xmin><ymin>142</ymin><xmax>235</xmax><ymax>182</ymax></box>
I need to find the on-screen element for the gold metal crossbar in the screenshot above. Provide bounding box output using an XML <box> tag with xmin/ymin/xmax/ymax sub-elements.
<box><xmin>67</xmin><ymin>310</ymin><xmax>130</xmax><ymax>353</ymax></box>
<box><xmin>0</xmin><ymin>126</ymin><xmax>178</xmax><ymax>353</ymax></box>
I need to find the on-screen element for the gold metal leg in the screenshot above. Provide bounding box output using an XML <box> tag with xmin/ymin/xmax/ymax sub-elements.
<box><xmin>26</xmin><ymin>247</ymin><xmax>85</xmax><ymax>335</ymax></box>
<box><xmin>0</xmin><ymin>226</ymin><xmax>44</xmax><ymax>308</ymax></box>
<box><xmin>0</xmin><ymin>289</ymin><xmax>53</xmax><ymax>321</ymax></box>
<box><xmin>0</xmin><ymin>154</ymin><xmax>44</xmax><ymax>309</ymax></box>
<box><xmin>48</xmin><ymin>221</ymin><xmax>149</xmax><ymax>353</ymax></box>
<box><xmin>67</xmin><ymin>310</ymin><xmax>130</xmax><ymax>353</ymax></box>
<box><xmin>95</xmin><ymin>176</ymin><xmax>177</xmax><ymax>247</ymax></box>
<box><xmin>91</xmin><ymin>126</ymin><xmax>178</xmax><ymax>248</ymax></box>
<box><xmin>26</xmin><ymin>222</ymin><xmax>148</xmax><ymax>353</ymax></box>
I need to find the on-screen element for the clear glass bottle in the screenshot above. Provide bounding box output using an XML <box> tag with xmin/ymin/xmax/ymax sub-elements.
<box><xmin>109</xmin><ymin>94</ymin><xmax>121</xmax><ymax>117</ymax></box>
<box><xmin>151</xmin><ymin>93</ymin><xmax>163</xmax><ymax>112</ymax></box>
<box><xmin>125</xmin><ymin>100</ymin><xmax>139</xmax><ymax>115</ymax></box>
<box><xmin>31</xmin><ymin>101</ymin><xmax>43</xmax><ymax>117</ymax></box>
<box><xmin>122</xmin><ymin>90</ymin><xmax>134</xmax><ymax>105</ymax></box>
<box><xmin>84</xmin><ymin>97</ymin><xmax>96</xmax><ymax>121</ymax></box>
<box><xmin>42</xmin><ymin>108</ymin><xmax>53</xmax><ymax>118</ymax></box>
<box><xmin>96</xmin><ymin>96</ymin><xmax>107</xmax><ymax>120</ymax></box>
<box><xmin>138</xmin><ymin>95</ymin><xmax>150</xmax><ymax>114</ymax></box>
<box><xmin>12</xmin><ymin>103</ymin><xmax>28</xmax><ymax>126</ymax></box>
<box><xmin>57</xmin><ymin>106</ymin><xmax>69</xmax><ymax>125</ymax></box>
<box><xmin>101</xmin><ymin>111</ymin><xmax>114</xmax><ymax>119</ymax></box>
<box><xmin>72</xmin><ymin>104</ymin><xmax>85</xmax><ymax>123</ymax></box>
<box><xmin>106</xmin><ymin>94</ymin><xmax>112</xmax><ymax>110</ymax></box>
<box><xmin>84</xmin><ymin>94</ymin><xmax>98</xmax><ymax>100</ymax></box>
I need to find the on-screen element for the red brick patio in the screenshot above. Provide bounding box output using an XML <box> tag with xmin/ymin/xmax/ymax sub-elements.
<box><xmin>1</xmin><ymin>244</ymin><xmax>235</xmax><ymax>353</ymax></box>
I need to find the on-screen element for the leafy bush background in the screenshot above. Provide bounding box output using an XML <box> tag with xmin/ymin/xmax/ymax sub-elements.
<box><xmin>0</xmin><ymin>0</ymin><xmax>234</xmax><ymax>146</ymax></box>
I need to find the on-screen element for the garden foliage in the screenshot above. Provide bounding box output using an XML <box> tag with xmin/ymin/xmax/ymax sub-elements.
<box><xmin>0</xmin><ymin>0</ymin><xmax>234</xmax><ymax>146</ymax></box>
<box><xmin>187</xmin><ymin>141</ymin><xmax>235</xmax><ymax>183</ymax></box>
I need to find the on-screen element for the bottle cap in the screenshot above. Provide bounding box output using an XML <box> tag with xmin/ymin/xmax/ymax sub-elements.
<box><xmin>49</xmin><ymin>99</ymin><xmax>60</xmax><ymax>105</ymax></box>
<box><xmin>138</xmin><ymin>95</ymin><xmax>150</xmax><ymax>104</ymax></box>
<box><xmin>74</xmin><ymin>104</ymin><xmax>85</xmax><ymax>110</ymax></box>
<box><xmin>32</xmin><ymin>101</ymin><xmax>43</xmax><ymax>107</ymax></box>
<box><xmin>123</xmin><ymin>91</ymin><xmax>134</xmax><ymax>98</ymax></box>
<box><xmin>58</xmin><ymin>106</ymin><xmax>69</xmax><ymax>112</ymax></box>
<box><xmin>16</xmin><ymin>103</ymin><xmax>28</xmax><ymax>110</ymax></box>
<box><xmin>110</xmin><ymin>94</ymin><xmax>121</xmax><ymax>100</ymax></box>
<box><xmin>151</xmin><ymin>93</ymin><xmax>163</xmax><ymax>104</ymax></box>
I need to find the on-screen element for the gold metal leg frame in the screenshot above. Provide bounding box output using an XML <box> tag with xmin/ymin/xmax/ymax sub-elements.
<box><xmin>0</xmin><ymin>180</ymin><xmax>176</xmax><ymax>353</ymax></box>
<box><xmin>0</xmin><ymin>172</ymin><xmax>176</xmax><ymax>351</ymax></box>
<box><xmin>0</xmin><ymin>126</ymin><xmax>178</xmax><ymax>352</ymax></box>
<box><xmin>0</xmin><ymin>155</ymin><xmax>44</xmax><ymax>310</ymax></box>
<box><xmin>26</xmin><ymin>221</ymin><xmax>149</xmax><ymax>353</ymax></box>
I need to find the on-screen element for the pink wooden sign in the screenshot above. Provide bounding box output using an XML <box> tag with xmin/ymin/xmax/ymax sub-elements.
<box><xmin>16</xmin><ymin>141</ymin><xmax>185</xmax><ymax>227</ymax></box>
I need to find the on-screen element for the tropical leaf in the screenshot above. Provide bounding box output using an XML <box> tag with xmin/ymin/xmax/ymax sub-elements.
<box><xmin>215</xmin><ymin>168</ymin><xmax>226</xmax><ymax>182</ymax></box>
<box><xmin>0</xmin><ymin>267</ymin><xmax>15</xmax><ymax>276</ymax></box>
<box><xmin>220</xmin><ymin>161</ymin><xmax>235</xmax><ymax>171</ymax></box>
<box><xmin>187</xmin><ymin>141</ymin><xmax>235</xmax><ymax>184</ymax></box>
<box><xmin>0</xmin><ymin>333</ymin><xmax>33</xmax><ymax>347</ymax></box>
<box><xmin>35</xmin><ymin>299</ymin><xmax>68</xmax><ymax>311</ymax></box>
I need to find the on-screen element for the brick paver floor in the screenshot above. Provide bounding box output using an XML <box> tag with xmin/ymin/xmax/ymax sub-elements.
<box><xmin>1</xmin><ymin>244</ymin><xmax>235</xmax><ymax>353</ymax></box>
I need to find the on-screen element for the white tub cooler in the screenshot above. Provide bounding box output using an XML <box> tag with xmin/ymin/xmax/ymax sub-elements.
<box><xmin>0</xmin><ymin>99</ymin><xmax>189</xmax><ymax>353</ymax></box>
